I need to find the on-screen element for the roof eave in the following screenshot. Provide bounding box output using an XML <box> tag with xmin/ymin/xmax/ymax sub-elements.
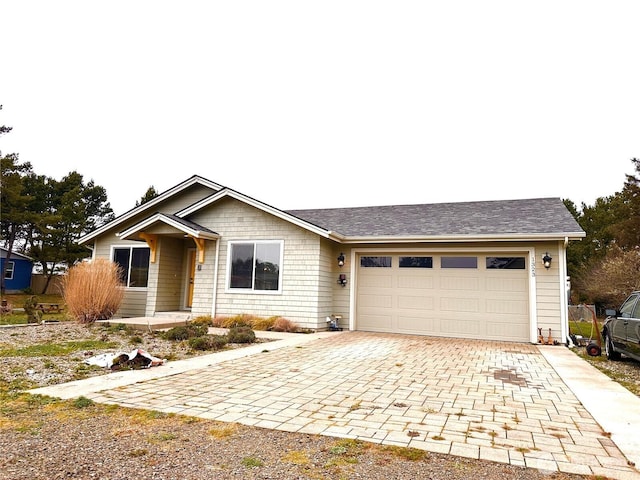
<box><xmin>118</xmin><ymin>213</ymin><xmax>220</xmax><ymax>241</ymax></box>
<box><xmin>177</xmin><ymin>189</ymin><xmax>334</xmax><ymax>239</ymax></box>
<box><xmin>337</xmin><ymin>232</ymin><xmax>587</xmax><ymax>244</ymax></box>
<box><xmin>78</xmin><ymin>176</ymin><xmax>223</xmax><ymax>245</ymax></box>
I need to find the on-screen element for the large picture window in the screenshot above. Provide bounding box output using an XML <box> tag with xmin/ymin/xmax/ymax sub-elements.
<box><xmin>229</xmin><ymin>241</ymin><xmax>282</xmax><ymax>292</ymax></box>
<box><xmin>113</xmin><ymin>246</ymin><xmax>150</xmax><ymax>287</ymax></box>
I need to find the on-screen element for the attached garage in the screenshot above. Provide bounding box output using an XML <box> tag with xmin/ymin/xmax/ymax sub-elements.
<box><xmin>355</xmin><ymin>252</ymin><xmax>531</xmax><ymax>341</ymax></box>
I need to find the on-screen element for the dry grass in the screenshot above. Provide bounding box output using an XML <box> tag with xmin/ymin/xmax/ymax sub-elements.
<box><xmin>212</xmin><ymin>314</ymin><xmax>299</xmax><ymax>332</ymax></box>
<box><xmin>62</xmin><ymin>259</ymin><xmax>125</xmax><ymax>323</ymax></box>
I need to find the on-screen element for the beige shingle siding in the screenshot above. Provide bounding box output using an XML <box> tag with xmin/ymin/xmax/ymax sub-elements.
<box><xmin>191</xmin><ymin>241</ymin><xmax>217</xmax><ymax>314</ymax></box>
<box><xmin>535</xmin><ymin>242</ymin><xmax>564</xmax><ymax>341</ymax></box>
<box><xmin>117</xmin><ymin>290</ymin><xmax>147</xmax><ymax>318</ymax></box>
<box><xmin>189</xmin><ymin>198</ymin><xmax>328</xmax><ymax>329</ymax></box>
<box><xmin>93</xmin><ymin>237</ymin><xmax>149</xmax><ymax>318</ymax></box>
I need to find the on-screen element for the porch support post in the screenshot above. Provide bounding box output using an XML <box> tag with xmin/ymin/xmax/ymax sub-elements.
<box><xmin>189</xmin><ymin>236</ymin><xmax>206</xmax><ymax>263</ymax></box>
<box><xmin>139</xmin><ymin>233</ymin><xmax>158</xmax><ymax>263</ymax></box>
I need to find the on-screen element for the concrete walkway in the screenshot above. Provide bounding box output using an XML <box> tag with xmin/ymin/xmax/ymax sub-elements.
<box><xmin>31</xmin><ymin>331</ymin><xmax>640</xmax><ymax>479</ymax></box>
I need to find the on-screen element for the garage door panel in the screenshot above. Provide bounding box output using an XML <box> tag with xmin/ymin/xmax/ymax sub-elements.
<box><xmin>359</xmin><ymin>275</ymin><xmax>394</xmax><ymax>288</ymax></box>
<box><xmin>440</xmin><ymin>276</ymin><xmax>480</xmax><ymax>291</ymax></box>
<box><xmin>486</xmin><ymin>277</ymin><xmax>527</xmax><ymax>292</ymax></box>
<box><xmin>486</xmin><ymin>321</ymin><xmax>529</xmax><ymax>340</ymax></box>
<box><xmin>398</xmin><ymin>295</ymin><xmax>434</xmax><ymax>310</ymax></box>
<box><xmin>441</xmin><ymin>317</ymin><xmax>480</xmax><ymax>335</ymax></box>
<box><xmin>398</xmin><ymin>315</ymin><xmax>439</xmax><ymax>332</ymax></box>
<box><xmin>398</xmin><ymin>275</ymin><xmax>434</xmax><ymax>289</ymax></box>
<box><xmin>440</xmin><ymin>297</ymin><xmax>480</xmax><ymax>312</ymax></box>
<box><xmin>486</xmin><ymin>299</ymin><xmax>528</xmax><ymax>314</ymax></box>
<box><xmin>358</xmin><ymin>294</ymin><xmax>392</xmax><ymax>309</ymax></box>
<box><xmin>358</xmin><ymin>314</ymin><xmax>393</xmax><ymax>331</ymax></box>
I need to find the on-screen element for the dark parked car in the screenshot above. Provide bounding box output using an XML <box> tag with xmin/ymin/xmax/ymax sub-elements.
<box><xmin>602</xmin><ymin>291</ymin><xmax>640</xmax><ymax>362</ymax></box>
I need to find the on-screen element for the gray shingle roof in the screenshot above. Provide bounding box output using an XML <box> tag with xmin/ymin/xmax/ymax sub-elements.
<box><xmin>286</xmin><ymin>198</ymin><xmax>584</xmax><ymax>238</ymax></box>
<box><xmin>162</xmin><ymin>214</ymin><xmax>218</xmax><ymax>235</ymax></box>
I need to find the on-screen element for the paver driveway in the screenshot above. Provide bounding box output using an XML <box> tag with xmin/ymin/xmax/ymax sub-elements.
<box><xmin>34</xmin><ymin>331</ymin><xmax>640</xmax><ymax>479</ymax></box>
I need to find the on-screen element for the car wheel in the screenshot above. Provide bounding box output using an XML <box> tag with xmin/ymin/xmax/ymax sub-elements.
<box><xmin>586</xmin><ymin>342</ymin><xmax>601</xmax><ymax>357</ymax></box>
<box><xmin>604</xmin><ymin>332</ymin><xmax>621</xmax><ymax>360</ymax></box>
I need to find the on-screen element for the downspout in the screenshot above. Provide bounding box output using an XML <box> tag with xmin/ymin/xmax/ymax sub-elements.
<box><xmin>210</xmin><ymin>238</ymin><xmax>220</xmax><ymax>318</ymax></box>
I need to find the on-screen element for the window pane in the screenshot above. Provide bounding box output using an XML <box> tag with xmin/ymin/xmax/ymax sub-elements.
<box><xmin>230</xmin><ymin>243</ymin><xmax>254</xmax><ymax>289</ymax></box>
<box><xmin>254</xmin><ymin>243</ymin><xmax>280</xmax><ymax>291</ymax></box>
<box><xmin>113</xmin><ymin>248</ymin><xmax>130</xmax><ymax>285</ymax></box>
<box><xmin>113</xmin><ymin>247</ymin><xmax>149</xmax><ymax>287</ymax></box>
<box><xmin>441</xmin><ymin>257</ymin><xmax>477</xmax><ymax>268</ymax></box>
<box><xmin>620</xmin><ymin>294</ymin><xmax>639</xmax><ymax>318</ymax></box>
<box><xmin>4</xmin><ymin>262</ymin><xmax>15</xmax><ymax>279</ymax></box>
<box><xmin>399</xmin><ymin>256</ymin><xmax>433</xmax><ymax>268</ymax></box>
<box><xmin>486</xmin><ymin>257</ymin><xmax>526</xmax><ymax>269</ymax></box>
<box><xmin>360</xmin><ymin>256</ymin><xmax>392</xmax><ymax>267</ymax></box>
<box><xmin>129</xmin><ymin>248</ymin><xmax>150</xmax><ymax>287</ymax></box>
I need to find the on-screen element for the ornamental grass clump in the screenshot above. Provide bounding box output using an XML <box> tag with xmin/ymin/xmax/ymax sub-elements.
<box><xmin>62</xmin><ymin>259</ymin><xmax>125</xmax><ymax>324</ymax></box>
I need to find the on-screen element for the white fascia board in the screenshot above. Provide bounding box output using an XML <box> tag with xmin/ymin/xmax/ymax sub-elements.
<box><xmin>176</xmin><ymin>189</ymin><xmax>333</xmax><ymax>239</ymax></box>
<box><xmin>118</xmin><ymin>213</ymin><xmax>219</xmax><ymax>241</ymax></box>
<box><xmin>336</xmin><ymin>232</ymin><xmax>586</xmax><ymax>244</ymax></box>
<box><xmin>78</xmin><ymin>176</ymin><xmax>224</xmax><ymax>245</ymax></box>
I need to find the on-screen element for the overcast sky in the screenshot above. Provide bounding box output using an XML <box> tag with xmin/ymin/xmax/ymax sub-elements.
<box><xmin>1</xmin><ymin>1</ymin><xmax>638</xmax><ymax>216</ymax></box>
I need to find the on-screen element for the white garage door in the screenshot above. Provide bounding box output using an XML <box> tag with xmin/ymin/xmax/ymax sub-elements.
<box><xmin>356</xmin><ymin>253</ymin><xmax>530</xmax><ymax>341</ymax></box>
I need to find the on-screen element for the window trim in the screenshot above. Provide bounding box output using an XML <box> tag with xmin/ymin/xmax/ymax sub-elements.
<box><xmin>111</xmin><ymin>245</ymin><xmax>151</xmax><ymax>290</ymax></box>
<box><xmin>3</xmin><ymin>261</ymin><xmax>15</xmax><ymax>280</ymax></box>
<box><xmin>360</xmin><ymin>256</ymin><xmax>392</xmax><ymax>267</ymax></box>
<box><xmin>485</xmin><ymin>256</ymin><xmax>526</xmax><ymax>270</ymax></box>
<box><xmin>226</xmin><ymin>240</ymin><xmax>284</xmax><ymax>294</ymax></box>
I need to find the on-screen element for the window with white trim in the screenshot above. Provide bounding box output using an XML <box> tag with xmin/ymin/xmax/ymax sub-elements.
<box><xmin>228</xmin><ymin>241</ymin><xmax>283</xmax><ymax>292</ymax></box>
<box><xmin>3</xmin><ymin>261</ymin><xmax>15</xmax><ymax>280</ymax></box>
<box><xmin>112</xmin><ymin>246</ymin><xmax>150</xmax><ymax>287</ymax></box>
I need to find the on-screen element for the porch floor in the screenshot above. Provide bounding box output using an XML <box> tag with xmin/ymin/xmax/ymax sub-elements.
<box><xmin>98</xmin><ymin>311</ymin><xmax>192</xmax><ymax>331</ymax></box>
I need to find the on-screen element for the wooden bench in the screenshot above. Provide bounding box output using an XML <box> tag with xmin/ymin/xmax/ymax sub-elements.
<box><xmin>36</xmin><ymin>303</ymin><xmax>64</xmax><ymax>314</ymax></box>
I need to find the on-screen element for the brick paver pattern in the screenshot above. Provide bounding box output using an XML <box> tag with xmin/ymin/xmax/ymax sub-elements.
<box><xmin>87</xmin><ymin>332</ymin><xmax>636</xmax><ymax>478</ymax></box>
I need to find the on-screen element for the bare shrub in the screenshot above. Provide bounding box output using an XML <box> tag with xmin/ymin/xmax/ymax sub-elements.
<box><xmin>62</xmin><ymin>259</ymin><xmax>125</xmax><ymax>324</ymax></box>
<box><xmin>579</xmin><ymin>246</ymin><xmax>640</xmax><ymax>306</ymax></box>
<box><xmin>211</xmin><ymin>316</ymin><xmax>227</xmax><ymax>328</ymax></box>
<box><xmin>271</xmin><ymin>317</ymin><xmax>299</xmax><ymax>333</ymax></box>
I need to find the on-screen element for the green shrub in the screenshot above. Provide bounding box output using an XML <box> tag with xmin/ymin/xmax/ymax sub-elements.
<box><xmin>162</xmin><ymin>324</ymin><xmax>208</xmax><ymax>341</ymax></box>
<box><xmin>73</xmin><ymin>396</ymin><xmax>95</xmax><ymax>409</ymax></box>
<box><xmin>188</xmin><ymin>334</ymin><xmax>228</xmax><ymax>351</ymax></box>
<box><xmin>227</xmin><ymin>326</ymin><xmax>256</xmax><ymax>344</ymax></box>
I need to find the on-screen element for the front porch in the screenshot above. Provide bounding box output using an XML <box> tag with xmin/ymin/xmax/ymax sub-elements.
<box><xmin>98</xmin><ymin>311</ymin><xmax>193</xmax><ymax>331</ymax></box>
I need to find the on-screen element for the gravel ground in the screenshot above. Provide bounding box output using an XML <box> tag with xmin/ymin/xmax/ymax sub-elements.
<box><xmin>2</xmin><ymin>322</ymin><xmax>638</xmax><ymax>480</ymax></box>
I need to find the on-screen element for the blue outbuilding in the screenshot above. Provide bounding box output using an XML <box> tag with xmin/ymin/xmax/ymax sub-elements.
<box><xmin>1</xmin><ymin>247</ymin><xmax>33</xmax><ymax>293</ymax></box>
